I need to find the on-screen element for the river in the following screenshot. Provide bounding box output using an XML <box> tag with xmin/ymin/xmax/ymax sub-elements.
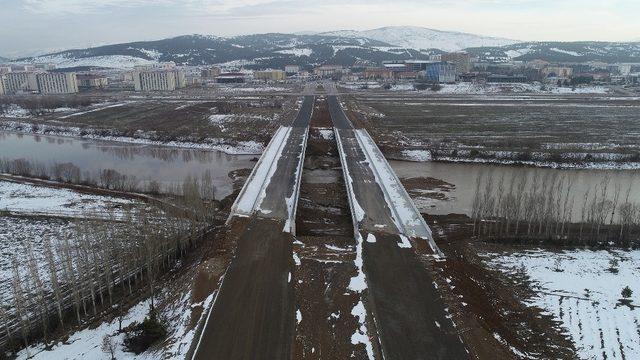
<box><xmin>390</xmin><ymin>160</ymin><xmax>639</xmax><ymax>220</ymax></box>
<box><xmin>0</xmin><ymin>131</ymin><xmax>255</xmax><ymax>199</ymax></box>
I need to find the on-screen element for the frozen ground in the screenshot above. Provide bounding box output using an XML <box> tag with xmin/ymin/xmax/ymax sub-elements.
<box><xmin>17</xmin><ymin>289</ymin><xmax>214</xmax><ymax>360</ymax></box>
<box><xmin>0</xmin><ymin>180</ymin><xmax>136</xmax><ymax>218</ymax></box>
<box><xmin>485</xmin><ymin>249</ymin><xmax>640</xmax><ymax>360</ymax></box>
<box><xmin>390</xmin><ymin>83</ymin><xmax>611</xmax><ymax>94</ymax></box>
<box><xmin>0</xmin><ymin>216</ymin><xmax>76</xmax><ymax>299</ymax></box>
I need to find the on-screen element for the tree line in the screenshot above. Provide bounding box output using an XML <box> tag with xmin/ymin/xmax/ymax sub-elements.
<box><xmin>0</xmin><ymin>157</ymin><xmax>216</xmax><ymax>199</ymax></box>
<box><xmin>0</xmin><ymin>176</ymin><xmax>218</xmax><ymax>356</ymax></box>
<box><xmin>471</xmin><ymin>171</ymin><xmax>640</xmax><ymax>247</ymax></box>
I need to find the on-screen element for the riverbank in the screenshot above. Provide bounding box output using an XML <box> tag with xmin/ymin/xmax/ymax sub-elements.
<box><xmin>0</xmin><ymin>120</ymin><xmax>264</xmax><ymax>155</ymax></box>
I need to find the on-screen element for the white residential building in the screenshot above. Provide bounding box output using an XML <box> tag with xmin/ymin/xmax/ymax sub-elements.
<box><xmin>134</xmin><ymin>70</ymin><xmax>177</xmax><ymax>91</ymax></box>
<box><xmin>285</xmin><ymin>65</ymin><xmax>300</xmax><ymax>74</ymax></box>
<box><xmin>0</xmin><ymin>75</ymin><xmax>6</xmax><ymax>95</ymax></box>
<box><xmin>36</xmin><ymin>72</ymin><xmax>79</xmax><ymax>94</ymax></box>
<box><xmin>174</xmin><ymin>70</ymin><xmax>186</xmax><ymax>88</ymax></box>
<box><xmin>4</xmin><ymin>71</ymin><xmax>38</xmax><ymax>93</ymax></box>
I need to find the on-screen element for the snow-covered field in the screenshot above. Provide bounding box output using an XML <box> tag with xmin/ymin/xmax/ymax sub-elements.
<box><xmin>17</xmin><ymin>289</ymin><xmax>214</xmax><ymax>360</ymax></box>
<box><xmin>0</xmin><ymin>180</ymin><xmax>135</xmax><ymax>219</ymax></box>
<box><xmin>413</xmin><ymin>83</ymin><xmax>610</xmax><ymax>95</ymax></box>
<box><xmin>485</xmin><ymin>249</ymin><xmax>640</xmax><ymax>360</ymax></box>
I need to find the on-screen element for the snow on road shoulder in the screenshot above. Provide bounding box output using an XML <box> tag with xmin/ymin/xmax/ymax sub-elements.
<box><xmin>283</xmin><ymin>128</ymin><xmax>308</xmax><ymax>233</ymax></box>
<box><xmin>485</xmin><ymin>249</ymin><xmax>640</xmax><ymax>360</ymax></box>
<box><xmin>354</xmin><ymin>130</ymin><xmax>437</xmax><ymax>249</ymax></box>
<box><xmin>233</xmin><ymin>126</ymin><xmax>291</xmax><ymax>216</ymax></box>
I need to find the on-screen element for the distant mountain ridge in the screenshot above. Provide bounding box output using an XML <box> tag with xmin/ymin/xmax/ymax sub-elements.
<box><xmin>321</xmin><ymin>26</ymin><xmax>519</xmax><ymax>52</ymax></box>
<box><xmin>15</xmin><ymin>27</ymin><xmax>640</xmax><ymax>69</ymax></box>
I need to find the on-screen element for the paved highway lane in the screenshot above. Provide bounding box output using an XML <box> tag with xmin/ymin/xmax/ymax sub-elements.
<box><xmin>329</xmin><ymin>96</ymin><xmax>469</xmax><ymax>359</ymax></box>
<box><xmin>192</xmin><ymin>96</ymin><xmax>314</xmax><ymax>360</ymax></box>
<box><xmin>192</xmin><ymin>218</ymin><xmax>295</xmax><ymax>360</ymax></box>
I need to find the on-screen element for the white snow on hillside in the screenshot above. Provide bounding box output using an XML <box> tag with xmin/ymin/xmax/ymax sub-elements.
<box><xmin>550</xmin><ymin>47</ymin><xmax>583</xmax><ymax>57</ymax></box>
<box><xmin>275</xmin><ymin>48</ymin><xmax>313</xmax><ymax>56</ymax></box>
<box><xmin>24</xmin><ymin>54</ymin><xmax>156</xmax><ymax>69</ymax></box>
<box><xmin>486</xmin><ymin>249</ymin><xmax>640</xmax><ymax>360</ymax></box>
<box><xmin>322</xmin><ymin>26</ymin><xmax>519</xmax><ymax>52</ymax></box>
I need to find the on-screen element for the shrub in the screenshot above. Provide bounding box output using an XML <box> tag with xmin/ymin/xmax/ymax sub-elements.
<box><xmin>123</xmin><ymin>308</ymin><xmax>168</xmax><ymax>354</ymax></box>
<box><xmin>622</xmin><ymin>286</ymin><xmax>633</xmax><ymax>299</ymax></box>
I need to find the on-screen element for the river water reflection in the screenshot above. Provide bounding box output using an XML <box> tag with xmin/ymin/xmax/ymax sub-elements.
<box><xmin>0</xmin><ymin>131</ymin><xmax>255</xmax><ymax>199</ymax></box>
<box><xmin>390</xmin><ymin>160</ymin><xmax>639</xmax><ymax>220</ymax></box>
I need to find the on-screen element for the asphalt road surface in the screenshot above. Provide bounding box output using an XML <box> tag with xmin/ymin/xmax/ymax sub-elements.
<box><xmin>192</xmin><ymin>218</ymin><xmax>295</xmax><ymax>360</ymax></box>
<box><xmin>329</xmin><ymin>96</ymin><xmax>470</xmax><ymax>359</ymax></box>
<box><xmin>192</xmin><ymin>97</ymin><xmax>314</xmax><ymax>360</ymax></box>
<box><xmin>259</xmin><ymin>96</ymin><xmax>314</xmax><ymax>219</ymax></box>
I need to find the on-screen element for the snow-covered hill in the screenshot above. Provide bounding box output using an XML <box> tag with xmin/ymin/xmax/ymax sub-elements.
<box><xmin>467</xmin><ymin>42</ymin><xmax>640</xmax><ymax>63</ymax></box>
<box><xmin>15</xmin><ymin>29</ymin><xmax>640</xmax><ymax>69</ymax></box>
<box><xmin>322</xmin><ymin>26</ymin><xmax>519</xmax><ymax>52</ymax></box>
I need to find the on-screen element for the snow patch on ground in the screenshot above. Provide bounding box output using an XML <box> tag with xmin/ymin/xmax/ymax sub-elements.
<box><xmin>317</xmin><ymin>128</ymin><xmax>335</xmax><ymax>141</ymax></box>
<box><xmin>390</xmin><ymin>82</ymin><xmax>610</xmax><ymax>95</ymax></box>
<box><xmin>0</xmin><ymin>180</ymin><xmax>135</xmax><ymax>219</ymax></box>
<box><xmin>1</xmin><ymin>105</ymin><xmax>30</xmax><ymax>118</ymax></box>
<box><xmin>350</xmin><ymin>300</ymin><xmax>375</xmax><ymax>359</ymax></box>
<box><xmin>348</xmin><ymin>232</ymin><xmax>367</xmax><ymax>293</ymax></box>
<box><xmin>58</xmin><ymin>103</ymin><xmax>129</xmax><ymax>119</ymax></box>
<box><xmin>18</xmin><ymin>299</ymin><xmax>152</xmax><ymax>360</ymax></box>
<box><xmin>401</xmin><ymin>149</ymin><xmax>432</xmax><ymax>162</ymax></box>
<box><xmin>486</xmin><ymin>249</ymin><xmax>640</xmax><ymax>360</ymax></box>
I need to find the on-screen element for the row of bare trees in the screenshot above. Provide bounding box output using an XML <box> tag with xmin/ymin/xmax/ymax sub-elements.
<box><xmin>0</xmin><ymin>176</ymin><xmax>218</xmax><ymax>355</ymax></box>
<box><xmin>471</xmin><ymin>171</ymin><xmax>640</xmax><ymax>247</ymax></box>
<box><xmin>0</xmin><ymin>158</ymin><xmax>217</xmax><ymax>199</ymax></box>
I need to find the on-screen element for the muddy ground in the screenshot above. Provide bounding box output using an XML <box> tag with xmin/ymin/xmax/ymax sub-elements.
<box><xmin>342</xmin><ymin>93</ymin><xmax>640</xmax><ymax>167</ymax></box>
<box><xmin>402</xmin><ymin>178</ymin><xmax>578</xmax><ymax>359</ymax></box>
<box><xmin>1</xmin><ymin>92</ymin><xmax>299</xmax><ymax>145</ymax></box>
<box><xmin>292</xmin><ymin>97</ymin><xmax>369</xmax><ymax>359</ymax></box>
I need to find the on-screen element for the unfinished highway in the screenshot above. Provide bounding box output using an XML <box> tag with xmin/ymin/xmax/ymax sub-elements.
<box><xmin>329</xmin><ymin>95</ymin><xmax>469</xmax><ymax>359</ymax></box>
<box><xmin>192</xmin><ymin>96</ymin><xmax>314</xmax><ymax>360</ymax></box>
<box><xmin>192</xmin><ymin>93</ymin><xmax>468</xmax><ymax>359</ymax></box>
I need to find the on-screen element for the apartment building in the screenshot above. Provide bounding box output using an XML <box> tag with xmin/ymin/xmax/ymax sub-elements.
<box><xmin>174</xmin><ymin>70</ymin><xmax>186</xmax><ymax>88</ymax></box>
<box><xmin>314</xmin><ymin>65</ymin><xmax>344</xmax><ymax>77</ymax></box>
<box><xmin>36</xmin><ymin>72</ymin><xmax>79</xmax><ymax>94</ymax></box>
<box><xmin>77</xmin><ymin>74</ymin><xmax>109</xmax><ymax>89</ymax></box>
<box><xmin>254</xmin><ymin>70</ymin><xmax>286</xmax><ymax>81</ymax></box>
<box><xmin>0</xmin><ymin>75</ymin><xmax>6</xmax><ymax>95</ymax></box>
<box><xmin>442</xmin><ymin>52</ymin><xmax>472</xmax><ymax>74</ymax></box>
<box><xmin>284</xmin><ymin>65</ymin><xmax>300</xmax><ymax>75</ymax></box>
<box><xmin>4</xmin><ymin>71</ymin><xmax>38</xmax><ymax>93</ymax></box>
<box><xmin>425</xmin><ymin>62</ymin><xmax>456</xmax><ymax>83</ymax></box>
<box><xmin>134</xmin><ymin>70</ymin><xmax>177</xmax><ymax>91</ymax></box>
<box><xmin>201</xmin><ymin>67</ymin><xmax>222</xmax><ymax>78</ymax></box>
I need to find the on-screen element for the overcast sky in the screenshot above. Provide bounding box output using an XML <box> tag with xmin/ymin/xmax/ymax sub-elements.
<box><xmin>3</xmin><ymin>0</ymin><xmax>639</xmax><ymax>58</ymax></box>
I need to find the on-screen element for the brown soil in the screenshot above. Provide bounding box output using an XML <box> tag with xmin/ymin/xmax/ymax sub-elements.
<box><xmin>420</xmin><ymin>213</ymin><xmax>577</xmax><ymax>359</ymax></box>
<box><xmin>292</xmin><ymin>97</ymin><xmax>367</xmax><ymax>359</ymax></box>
